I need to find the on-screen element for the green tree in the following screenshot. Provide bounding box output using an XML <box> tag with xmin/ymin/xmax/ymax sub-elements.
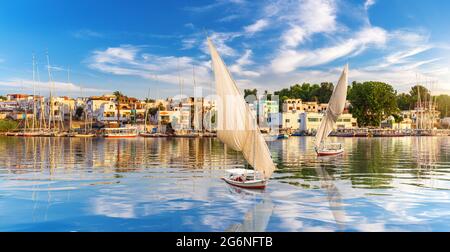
<box><xmin>409</xmin><ymin>85</ymin><xmax>430</xmax><ymax>106</ymax></box>
<box><xmin>113</xmin><ymin>91</ymin><xmax>124</xmax><ymax>125</ymax></box>
<box><xmin>244</xmin><ymin>89</ymin><xmax>257</xmax><ymax>99</ymax></box>
<box><xmin>348</xmin><ymin>81</ymin><xmax>399</xmax><ymax>127</ymax></box>
<box><xmin>397</xmin><ymin>93</ymin><xmax>412</xmax><ymax>110</ymax></box>
<box><xmin>436</xmin><ymin>95</ymin><xmax>450</xmax><ymax>118</ymax></box>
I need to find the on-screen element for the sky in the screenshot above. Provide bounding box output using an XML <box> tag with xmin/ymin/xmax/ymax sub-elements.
<box><xmin>0</xmin><ymin>0</ymin><xmax>449</xmax><ymax>99</ymax></box>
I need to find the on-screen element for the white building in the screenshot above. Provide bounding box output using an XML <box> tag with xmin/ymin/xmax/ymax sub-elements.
<box><xmin>282</xmin><ymin>111</ymin><xmax>301</xmax><ymax>130</ymax></box>
<box><xmin>299</xmin><ymin>112</ymin><xmax>357</xmax><ymax>133</ymax></box>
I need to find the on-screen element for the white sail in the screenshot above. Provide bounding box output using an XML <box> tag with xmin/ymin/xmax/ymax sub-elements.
<box><xmin>315</xmin><ymin>65</ymin><xmax>349</xmax><ymax>148</ymax></box>
<box><xmin>207</xmin><ymin>38</ymin><xmax>276</xmax><ymax>179</ymax></box>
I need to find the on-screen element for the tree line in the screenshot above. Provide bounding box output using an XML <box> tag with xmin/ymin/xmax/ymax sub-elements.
<box><xmin>245</xmin><ymin>81</ymin><xmax>450</xmax><ymax>127</ymax></box>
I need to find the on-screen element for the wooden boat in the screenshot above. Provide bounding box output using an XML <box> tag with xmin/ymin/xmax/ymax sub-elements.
<box><xmin>222</xmin><ymin>169</ymin><xmax>267</xmax><ymax>189</ymax></box>
<box><xmin>103</xmin><ymin>127</ymin><xmax>138</xmax><ymax>138</ymax></box>
<box><xmin>315</xmin><ymin>65</ymin><xmax>349</xmax><ymax>156</ymax></box>
<box><xmin>208</xmin><ymin>38</ymin><xmax>275</xmax><ymax>189</ymax></box>
<box><xmin>21</xmin><ymin>132</ymin><xmax>42</xmax><ymax>137</ymax></box>
<box><xmin>316</xmin><ymin>143</ymin><xmax>344</xmax><ymax>156</ymax></box>
<box><xmin>73</xmin><ymin>133</ymin><xmax>96</xmax><ymax>138</ymax></box>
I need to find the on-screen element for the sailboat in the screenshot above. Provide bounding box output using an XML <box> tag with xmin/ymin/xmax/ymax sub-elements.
<box><xmin>207</xmin><ymin>38</ymin><xmax>276</xmax><ymax>189</ymax></box>
<box><xmin>315</xmin><ymin>65</ymin><xmax>349</xmax><ymax>156</ymax></box>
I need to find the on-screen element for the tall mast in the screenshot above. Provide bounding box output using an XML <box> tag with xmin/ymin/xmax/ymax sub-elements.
<box><xmin>32</xmin><ymin>53</ymin><xmax>37</xmax><ymax>131</ymax></box>
<box><xmin>46</xmin><ymin>50</ymin><xmax>54</xmax><ymax>131</ymax></box>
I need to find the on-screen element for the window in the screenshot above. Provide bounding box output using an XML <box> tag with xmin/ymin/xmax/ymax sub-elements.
<box><xmin>285</xmin><ymin>119</ymin><xmax>290</xmax><ymax>123</ymax></box>
<box><xmin>308</xmin><ymin>118</ymin><xmax>319</xmax><ymax>122</ymax></box>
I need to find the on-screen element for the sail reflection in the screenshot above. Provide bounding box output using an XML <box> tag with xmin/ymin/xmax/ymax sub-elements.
<box><xmin>225</xmin><ymin>185</ymin><xmax>274</xmax><ymax>232</ymax></box>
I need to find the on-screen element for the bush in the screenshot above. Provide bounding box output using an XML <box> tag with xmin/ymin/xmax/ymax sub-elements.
<box><xmin>0</xmin><ymin>119</ymin><xmax>19</xmax><ymax>132</ymax></box>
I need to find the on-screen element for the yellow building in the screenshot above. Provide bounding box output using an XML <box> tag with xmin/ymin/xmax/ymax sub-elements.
<box><xmin>299</xmin><ymin>112</ymin><xmax>357</xmax><ymax>133</ymax></box>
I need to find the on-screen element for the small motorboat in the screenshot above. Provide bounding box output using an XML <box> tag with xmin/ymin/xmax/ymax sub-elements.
<box><xmin>277</xmin><ymin>134</ymin><xmax>289</xmax><ymax>140</ymax></box>
<box><xmin>221</xmin><ymin>169</ymin><xmax>267</xmax><ymax>189</ymax></box>
<box><xmin>315</xmin><ymin>143</ymin><xmax>344</xmax><ymax>156</ymax></box>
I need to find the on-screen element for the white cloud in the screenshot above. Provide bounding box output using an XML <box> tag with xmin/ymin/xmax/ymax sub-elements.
<box><xmin>88</xmin><ymin>45</ymin><xmax>212</xmax><ymax>87</ymax></box>
<box><xmin>244</xmin><ymin>19</ymin><xmax>269</xmax><ymax>35</ymax></box>
<box><xmin>281</xmin><ymin>25</ymin><xmax>307</xmax><ymax>48</ymax></box>
<box><xmin>279</xmin><ymin>0</ymin><xmax>337</xmax><ymax>48</ymax></box>
<box><xmin>181</xmin><ymin>38</ymin><xmax>197</xmax><ymax>50</ymax></box>
<box><xmin>364</xmin><ymin>0</ymin><xmax>376</xmax><ymax>10</ymax></box>
<box><xmin>272</xmin><ymin>26</ymin><xmax>387</xmax><ymax>73</ymax></box>
<box><xmin>229</xmin><ymin>49</ymin><xmax>260</xmax><ymax>77</ymax></box>
<box><xmin>201</xmin><ymin>32</ymin><xmax>241</xmax><ymax>57</ymax></box>
<box><xmin>0</xmin><ymin>79</ymin><xmax>109</xmax><ymax>94</ymax></box>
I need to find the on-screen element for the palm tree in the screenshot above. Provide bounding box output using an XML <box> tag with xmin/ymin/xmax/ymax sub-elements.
<box><xmin>113</xmin><ymin>91</ymin><xmax>124</xmax><ymax>126</ymax></box>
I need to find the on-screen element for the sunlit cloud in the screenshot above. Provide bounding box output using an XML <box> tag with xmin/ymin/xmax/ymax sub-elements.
<box><xmin>0</xmin><ymin>79</ymin><xmax>110</xmax><ymax>94</ymax></box>
<box><xmin>88</xmin><ymin>45</ymin><xmax>212</xmax><ymax>87</ymax></box>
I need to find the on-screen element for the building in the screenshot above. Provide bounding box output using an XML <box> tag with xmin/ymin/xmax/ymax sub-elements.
<box><xmin>302</xmin><ymin>102</ymin><xmax>319</xmax><ymax>113</ymax></box>
<box><xmin>283</xmin><ymin>99</ymin><xmax>303</xmax><ymax>113</ymax></box>
<box><xmin>401</xmin><ymin>108</ymin><xmax>440</xmax><ymax>129</ymax></box>
<box><xmin>282</xmin><ymin>111</ymin><xmax>301</xmax><ymax>130</ymax></box>
<box><xmin>257</xmin><ymin>100</ymin><xmax>279</xmax><ymax>130</ymax></box>
<box><xmin>441</xmin><ymin>117</ymin><xmax>450</xmax><ymax>128</ymax></box>
<box><xmin>6</xmin><ymin>94</ymin><xmax>33</xmax><ymax>102</ymax></box>
<box><xmin>381</xmin><ymin>116</ymin><xmax>412</xmax><ymax>129</ymax></box>
<box><xmin>299</xmin><ymin>112</ymin><xmax>357</xmax><ymax>133</ymax></box>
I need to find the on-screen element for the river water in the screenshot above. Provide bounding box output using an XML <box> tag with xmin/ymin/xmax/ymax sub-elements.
<box><xmin>0</xmin><ymin>136</ymin><xmax>449</xmax><ymax>231</ymax></box>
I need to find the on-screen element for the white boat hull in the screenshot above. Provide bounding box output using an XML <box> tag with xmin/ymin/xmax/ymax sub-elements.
<box><xmin>316</xmin><ymin>148</ymin><xmax>344</xmax><ymax>156</ymax></box>
<box><xmin>222</xmin><ymin>177</ymin><xmax>267</xmax><ymax>189</ymax></box>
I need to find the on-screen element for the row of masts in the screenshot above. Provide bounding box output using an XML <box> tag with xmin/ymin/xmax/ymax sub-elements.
<box><xmin>22</xmin><ymin>52</ymin><xmax>92</xmax><ymax>134</ymax></box>
<box><xmin>415</xmin><ymin>78</ymin><xmax>439</xmax><ymax>130</ymax></box>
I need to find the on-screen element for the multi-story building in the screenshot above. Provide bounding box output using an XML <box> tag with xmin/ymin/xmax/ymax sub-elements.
<box><xmin>282</xmin><ymin>111</ymin><xmax>301</xmax><ymax>130</ymax></box>
<box><xmin>299</xmin><ymin>112</ymin><xmax>357</xmax><ymax>133</ymax></box>
<box><xmin>283</xmin><ymin>99</ymin><xmax>303</xmax><ymax>113</ymax></box>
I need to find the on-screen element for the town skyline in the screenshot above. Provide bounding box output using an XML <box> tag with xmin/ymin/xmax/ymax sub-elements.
<box><xmin>1</xmin><ymin>0</ymin><xmax>450</xmax><ymax>98</ymax></box>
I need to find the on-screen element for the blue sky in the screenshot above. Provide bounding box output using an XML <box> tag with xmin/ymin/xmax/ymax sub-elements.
<box><xmin>0</xmin><ymin>0</ymin><xmax>449</xmax><ymax>98</ymax></box>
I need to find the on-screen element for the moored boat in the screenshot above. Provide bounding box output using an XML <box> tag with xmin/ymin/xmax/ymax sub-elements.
<box><xmin>315</xmin><ymin>64</ymin><xmax>349</xmax><ymax>157</ymax></box>
<box><xmin>73</xmin><ymin>133</ymin><xmax>96</xmax><ymax>138</ymax></box>
<box><xmin>102</xmin><ymin>127</ymin><xmax>138</xmax><ymax>138</ymax></box>
<box><xmin>316</xmin><ymin>143</ymin><xmax>344</xmax><ymax>156</ymax></box>
<box><xmin>222</xmin><ymin>169</ymin><xmax>267</xmax><ymax>189</ymax></box>
<box><xmin>208</xmin><ymin>37</ymin><xmax>276</xmax><ymax>189</ymax></box>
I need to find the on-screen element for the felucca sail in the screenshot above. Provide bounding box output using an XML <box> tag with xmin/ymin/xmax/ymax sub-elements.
<box><xmin>207</xmin><ymin>38</ymin><xmax>276</xmax><ymax>180</ymax></box>
<box><xmin>315</xmin><ymin>65</ymin><xmax>349</xmax><ymax>148</ymax></box>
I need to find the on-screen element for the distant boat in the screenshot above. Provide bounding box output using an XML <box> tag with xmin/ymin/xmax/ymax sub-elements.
<box><xmin>315</xmin><ymin>65</ymin><xmax>348</xmax><ymax>156</ymax></box>
<box><xmin>103</xmin><ymin>127</ymin><xmax>138</xmax><ymax>138</ymax></box>
<box><xmin>140</xmin><ymin>132</ymin><xmax>168</xmax><ymax>138</ymax></box>
<box><xmin>277</xmin><ymin>133</ymin><xmax>289</xmax><ymax>140</ymax></box>
<box><xmin>207</xmin><ymin>38</ymin><xmax>276</xmax><ymax>189</ymax></box>
<box><xmin>73</xmin><ymin>133</ymin><xmax>96</xmax><ymax>138</ymax></box>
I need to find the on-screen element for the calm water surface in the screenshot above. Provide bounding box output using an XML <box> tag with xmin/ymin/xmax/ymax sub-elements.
<box><xmin>0</xmin><ymin>136</ymin><xmax>449</xmax><ymax>231</ymax></box>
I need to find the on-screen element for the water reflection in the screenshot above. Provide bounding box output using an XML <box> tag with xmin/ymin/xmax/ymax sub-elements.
<box><xmin>0</xmin><ymin>136</ymin><xmax>450</xmax><ymax>231</ymax></box>
<box><xmin>225</xmin><ymin>186</ymin><xmax>274</xmax><ymax>232</ymax></box>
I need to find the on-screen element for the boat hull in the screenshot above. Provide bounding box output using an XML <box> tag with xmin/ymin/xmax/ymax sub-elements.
<box><xmin>221</xmin><ymin>177</ymin><xmax>267</xmax><ymax>189</ymax></box>
<box><xmin>317</xmin><ymin>148</ymin><xmax>344</xmax><ymax>156</ymax></box>
<box><xmin>104</xmin><ymin>135</ymin><xmax>137</xmax><ymax>138</ymax></box>
<box><xmin>74</xmin><ymin>134</ymin><xmax>96</xmax><ymax>138</ymax></box>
